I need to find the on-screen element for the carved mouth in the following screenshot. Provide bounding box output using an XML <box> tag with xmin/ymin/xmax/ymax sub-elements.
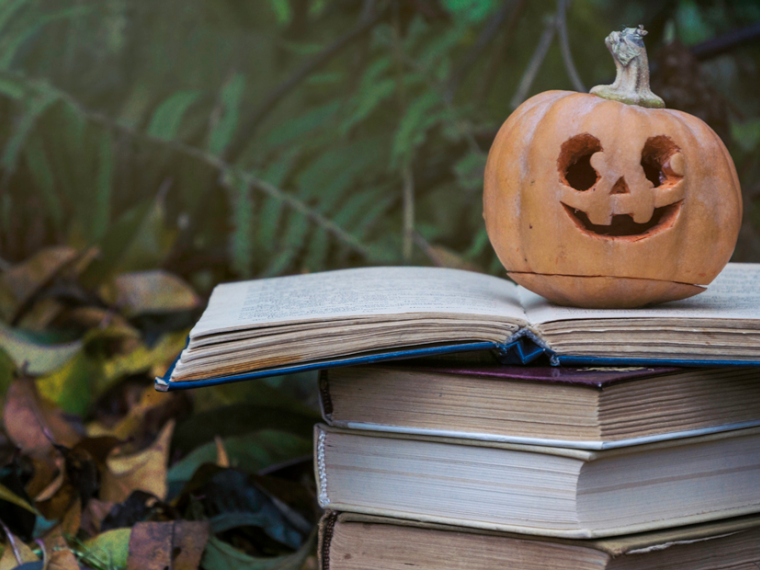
<box><xmin>561</xmin><ymin>201</ymin><xmax>683</xmax><ymax>240</ymax></box>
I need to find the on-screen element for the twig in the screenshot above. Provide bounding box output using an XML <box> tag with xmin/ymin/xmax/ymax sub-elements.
<box><xmin>391</xmin><ymin>4</ymin><xmax>415</xmax><ymax>262</ymax></box>
<box><xmin>555</xmin><ymin>0</ymin><xmax>585</xmax><ymax>93</ymax></box>
<box><xmin>690</xmin><ymin>20</ymin><xmax>760</xmax><ymax>61</ymax></box>
<box><xmin>0</xmin><ymin>70</ymin><xmax>379</xmax><ymax>262</ymax></box>
<box><xmin>446</xmin><ymin>0</ymin><xmax>519</xmax><ymax>100</ymax></box>
<box><xmin>223</xmin><ymin>2</ymin><xmax>390</xmax><ymax>161</ymax></box>
<box><xmin>510</xmin><ymin>13</ymin><xmax>557</xmax><ymax>110</ymax></box>
<box><xmin>402</xmin><ymin>167</ymin><xmax>414</xmax><ymax>262</ymax></box>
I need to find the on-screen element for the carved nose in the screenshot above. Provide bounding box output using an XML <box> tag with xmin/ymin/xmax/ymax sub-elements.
<box><xmin>609</xmin><ymin>176</ymin><xmax>630</xmax><ymax>195</ymax></box>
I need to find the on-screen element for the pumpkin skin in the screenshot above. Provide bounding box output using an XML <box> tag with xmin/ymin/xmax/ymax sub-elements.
<box><xmin>483</xmin><ymin>89</ymin><xmax>742</xmax><ymax>309</ymax></box>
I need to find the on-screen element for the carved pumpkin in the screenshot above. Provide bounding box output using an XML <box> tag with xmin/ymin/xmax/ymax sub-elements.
<box><xmin>483</xmin><ymin>26</ymin><xmax>742</xmax><ymax>309</ymax></box>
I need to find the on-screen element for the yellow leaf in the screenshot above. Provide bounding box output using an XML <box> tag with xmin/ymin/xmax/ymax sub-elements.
<box><xmin>0</xmin><ymin>481</ymin><xmax>37</xmax><ymax>514</ymax></box>
<box><xmin>100</xmin><ymin>330</ymin><xmax>188</xmax><ymax>392</ymax></box>
<box><xmin>0</xmin><ymin>246</ymin><xmax>76</xmax><ymax>322</ymax></box>
<box><xmin>0</xmin><ymin>531</ymin><xmax>38</xmax><ymax>569</ymax></box>
<box><xmin>0</xmin><ymin>323</ymin><xmax>81</xmax><ymax>376</ymax></box>
<box><xmin>81</xmin><ymin>528</ymin><xmax>131</xmax><ymax>569</ymax></box>
<box><xmin>102</xmin><ymin>270</ymin><xmax>200</xmax><ymax>317</ymax></box>
<box><xmin>101</xmin><ymin>420</ymin><xmax>175</xmax><ymax>503</ymax></box>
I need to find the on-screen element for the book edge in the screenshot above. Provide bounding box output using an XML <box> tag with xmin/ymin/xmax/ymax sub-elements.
<box><xmin>326</xmin><ymin>420</ymin><xmax>760</xmax><ymax>451</ymax></box>
<box><xmin>317</xmin><ymin>502</ymin><xmax>760</xmax><ymax>540</ymax></box>
<box><xmin>317</xmin><ymin>422</ymin><xmax>760</xmax><ymax>460</ymax></box>
<box><xmin>330</xmin><ymin>511</ymin><xmax>760</xmax><ymax>557</ymax></box>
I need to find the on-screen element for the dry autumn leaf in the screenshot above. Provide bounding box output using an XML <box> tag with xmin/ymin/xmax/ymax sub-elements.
<box><xmin>102</xmin><ymin>270</ymin><xmax>201</xmax><ymax>318</ymax></box>
<box><xmin>80</xmin><ymin>498</ymin><xmax>114</xmax><ymax>537</ymax></box>
<box><xmin>0</xmin><ymin>528</ymin><xmax>38</xmax><ymax>570</ymax></box>
<box><xmin>126</xmin><ymin>521</ymin><xmax>209</xmax><ymax>570</ymax></box>
<box><xmin>101</xmin><ymin>420</ymin><xmax>175</xmax><ymax>503</ymax></box>
<box><xmin>0</xmin><ymin>247</ymin><xmax>77</xmax><ymax>323</ymax></box>
<box><xmin>3</xmin><ymin>378</ymin><xmax>80</xmax><ymax>453</ymax></box>
<box><xmin>42</xmin><ymin>527</ymin><xmax>79</xmax><ymax>570</ymax></box>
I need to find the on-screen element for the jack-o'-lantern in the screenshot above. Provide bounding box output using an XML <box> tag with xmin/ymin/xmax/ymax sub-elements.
<box><xmin>483</xmin><ymin>26</ymin><xmax>742</xmax><ymax>309</ymax></box>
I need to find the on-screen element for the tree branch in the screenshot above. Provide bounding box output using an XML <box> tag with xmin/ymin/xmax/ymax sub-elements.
<box><xmin>510</xmin><ymin>13</ymin><xmax>557</xmax><ymax>109</ymax></box>
<box><xmin>556</xmin><ymin>0</ymin><xmax>585</xmax><ymax>93</ymax></box>
<box><xmin>690</xmin><ymin>21</ymin><xmax>760</xmax><ymax>61</ymax></box>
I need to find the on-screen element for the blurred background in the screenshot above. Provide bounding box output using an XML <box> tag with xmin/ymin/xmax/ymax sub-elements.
<box><xmin>1</xmin><ymin>0</ymin><xmax>759</xmax><ymax>284</ymax></box>
<box><xmin>0</xmin><ymin>1</ymin><xmax>758</xmax><ymax>567</ymax></box>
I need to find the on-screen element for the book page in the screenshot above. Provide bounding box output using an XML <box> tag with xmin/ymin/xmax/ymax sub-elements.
<box><xmin>522</xmin><ymin>263</ymin><xmax>760</xmax><ymax>325</ymax></box>
<box><xmin>191</xmin><ymin>266</ymin><xmax>525</xmax><ymax>337</ymax></box>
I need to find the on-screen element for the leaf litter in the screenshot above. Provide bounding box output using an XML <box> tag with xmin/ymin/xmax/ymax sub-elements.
<box><xmin>0</xmin><ymin>248</ymin><xmax>321</xmax><ymax>569</ymax></box>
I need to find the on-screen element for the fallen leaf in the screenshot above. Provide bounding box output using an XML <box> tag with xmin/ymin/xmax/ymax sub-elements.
<box><xmin>124</xmin><ymin>520</ymin><xmax>208</xmax><ymax>570</ymax></box>
<box><xmin>15</xmin><ymin>298</ymin><xmax>64</xmax><ymax>332</ymax></box>
<box><xmin>0</xmin><ymin>247</ymin><xmax>77</xmax><ymax>322</ymax></box>
<box><xmin>200</xmin><ymin>470</ymin><xmax>308</xmax><ymax>550</ymax></box>
<box><xmin>30</xmin><ymin>455</ymin><xmax>64</xmax><ymax>503</ymax></box>
<box><xmin>100</xmin><ymin>491</ymin><xmax>166</xmax><ymax>532</ymax></box>
<box><xmin>81</xmin><ymin>527</ymin><xmax>130</xmax><ymax>569</ymax></box>
<box><xmin>80</xmin><ymin>498</ymin><xmax>114</xmax><ymax>537</ymax></box>
<box><xmin>102</xmin><ymin>270</ymin><xmax>200</xmax><ymax>318</ymax></box>
<box><xmin>36</xmin><ymin>352</ymin><xmax>99</xmax><ymax>416</ymax></box>
<box><xmin>0</xmin><ymin>529</ymin><xmax>38</xmax><ymax>570</ymax></box>
<box><xmin>99</xmin><ymin>330</ymin><xmax>188</xmax><ymax>396</ymax></box>
<box><xmin>173</xmin><ymin>520</ymin><xmax>210</xmax><ymax>570</ymax></box>
<box><xmin>200</xmin><ymin>530</ymin><xmax>314</xmax><ymax>570</ymax></box>
<box><xmin>88</xmin><ymin>381</ymin><xmax>178</xmax><ymax>443</ymax></box>
<box><xmin>60</xmin><ymin>499</ymin><xmax>82</xmax><ymax>537</ymax></box>
<box><xmin>57</xmin><ymin>306</ymin><xmax>135</xmax><ymax>332</ymax></box>
<box><xmin>125</xmin><ymin>521</ymin><xmax>171</xmax><ymax>570</ymax></box>
<box><xmin>101</xmin><ymin>420</ymin><xmax>174</xmax><ymax>503</ymax></box>
<box><xmin>0</xmin><ymin>324</ymin><xmax>81</xmax><ymax>377</ymax></box>
<box><xmin>42</xmin><ymin>527</ymin><xmax>78</xmax><ymax>570</ymax></box>
<box><xmin>24</xmin><ymin>455</ymin><xmax>60</xmax><ymax>502</ymax></box>
<box><xmin>0</xmin><ymin>481</ymin><xmax>37</xmax><ymax>515</ymax></box>
<box><xmin>167</xmin><ymin>430</ymin><xmax>312</xmax><ymax>487</ymax></box>
<box><xmin>3</xmin><ymin>378</ymin><xmax>81</xmax><ymax>454</ymax></box>
<box><xmin>35</xmin><ymin>483</ymin><xmax>75</xmax><ymax>525</ymax></box>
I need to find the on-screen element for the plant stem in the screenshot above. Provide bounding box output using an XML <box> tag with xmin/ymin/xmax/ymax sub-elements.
<box><xmin>590</xmin><ymin>25</ymin><xmax>665</xmax><ymax>108</ymax></box>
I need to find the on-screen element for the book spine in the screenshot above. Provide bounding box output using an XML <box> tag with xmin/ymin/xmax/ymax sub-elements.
<box><xmin>316</xmin><ymin>427</ymin><xmax>330</xmax><ymax>507</ymax></box>
<box><xmin>318</xmin><ymin>512</ymin><xmax>338</xmax><ymax>570</ymax></box>
<box><xmin>318</xmin><ymin>370</ymin><xmax>333</xmax><ymax>421</ymax></box>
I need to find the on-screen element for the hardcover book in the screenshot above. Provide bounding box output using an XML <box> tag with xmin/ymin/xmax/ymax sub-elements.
<box><xmin>314</xmin><ymin>424</ymin><xmax>760</xmax><ymax>538</ymax></box>
<box><xmin>320</xmin><ymin>365</ymin><xmax>760</xmax><ymax>449</ymax></box>
<box><xmin>157</xmin><ymin>263</ymin><xmax>760</xmax><ymax>391</ymax></box>
<box><xmin>319</xmin><ymin>512</ymin><xmax>760</xmax><ymax>570</ymax></box>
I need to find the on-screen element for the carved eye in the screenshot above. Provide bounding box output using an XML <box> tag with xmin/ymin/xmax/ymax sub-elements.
<box><xmin>641</xmin><ymin>136</ymin><xmax>683</xmax><ymax>187</ymax></box>
<box><xmin>558</xmin><ymin>134</ymin><xmax>603</xmax><ymax>191</ymax></box>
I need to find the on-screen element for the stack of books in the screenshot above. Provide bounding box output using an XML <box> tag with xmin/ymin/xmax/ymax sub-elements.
<box><xmin>316</xmin><ymin>364</ymin><xmax>760</xmax><ymax>569</ymax></box>
<box><xmin>157</xmin><ymin>262</ymin><xmax>760</xmax><ymax>568</ymax></box>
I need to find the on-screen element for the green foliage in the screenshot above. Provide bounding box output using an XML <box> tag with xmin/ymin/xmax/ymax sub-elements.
<box><xmin>0</xmin><ymin>0</ymin><xmax>757</xmax><ymax>282</ymax></box>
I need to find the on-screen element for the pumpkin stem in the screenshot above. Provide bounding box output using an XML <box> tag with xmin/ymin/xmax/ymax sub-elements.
<box><xmin>590</xmin><ymin>25</ymin><xmax>665</xmax><ymax>109</ymax></box>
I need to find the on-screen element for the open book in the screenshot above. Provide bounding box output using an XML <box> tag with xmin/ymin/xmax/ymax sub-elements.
<box><xmin>156</xmin><ymin>262</ymin><xmax>760</xmax><ymax>391</ymax></box>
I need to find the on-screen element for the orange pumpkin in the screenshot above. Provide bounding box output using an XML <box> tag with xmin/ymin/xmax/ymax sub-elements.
<box><xmin>483</xmin><ymin>26</ymin><xmax>742</xmax><ymax>309</ymax></box>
